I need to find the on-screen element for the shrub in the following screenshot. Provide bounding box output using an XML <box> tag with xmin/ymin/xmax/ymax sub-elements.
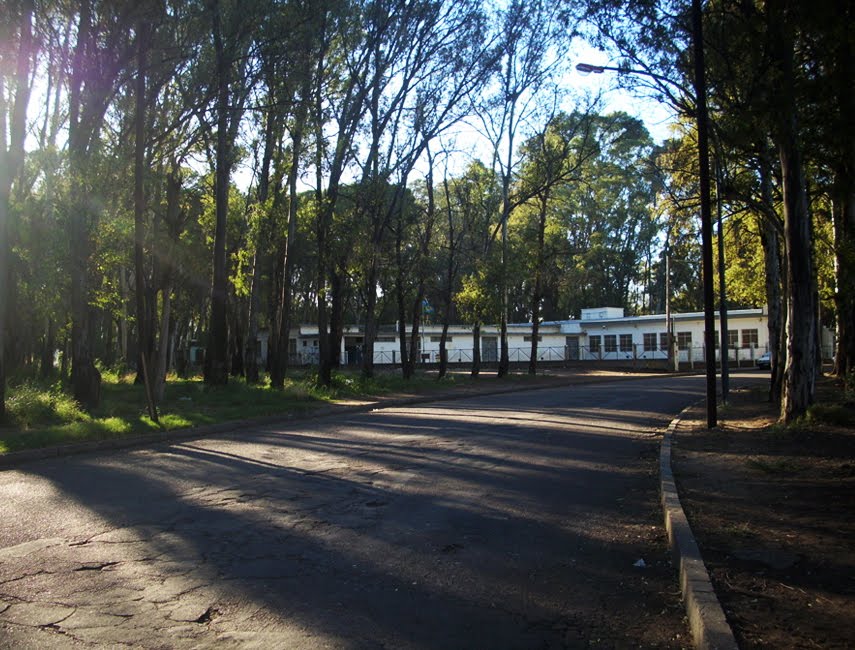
<box><xmin>6</xmin><ymin>383</ymin><xmax>88</xmax><ymax>429</ymax></box>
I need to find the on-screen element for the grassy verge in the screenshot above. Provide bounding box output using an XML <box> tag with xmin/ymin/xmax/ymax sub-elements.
<box><xmin>0</xmin><ymin>368</ymin><xmax>466</xmax><ymax>455</ymax></box>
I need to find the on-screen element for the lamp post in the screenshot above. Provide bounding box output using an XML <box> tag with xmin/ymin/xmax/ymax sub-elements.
<box><xmin>575</xmin><ymin>0</ymin><xmax>718</xmax><ymax>427</ymax></box>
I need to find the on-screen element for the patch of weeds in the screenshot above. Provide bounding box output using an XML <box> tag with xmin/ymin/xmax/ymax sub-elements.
<box><xmin>5</xmin><ymin>383</ymin><xmax>88</xmax><ymax>429</ymax></box>
<box><xmin>806</xmin><ymin>403</ymin><xmax>855</xmax><ymax>427</ymax></box>
<box><xmin>746</xmin><ymin>456</ymin><xmax>804</xmax><ymax>475</ymax></box>
<box><xmin>844</xmin><ymin>371</ymin><xmax>855</xmax><ymax>399</ymax></box>
<box><xmin>722</xmin><ymin>521</ymin><xmax>755</xmax><ymax>539</ymax></box>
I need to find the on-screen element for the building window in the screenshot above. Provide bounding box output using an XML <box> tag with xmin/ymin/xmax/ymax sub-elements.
<box><xmin>741</xmin><ymin>329</ymin><xmax>758</xmax><ymax>348</ymax></box>
<box><xmin>523</xmin><ymin>335</ymin><xmax>542</xmax><ymax>342</ymax></box>
<box><xmin>619</xmin><ymin>334</ymin><xmax>632</xmax><ymax>352</ymax></box>
<box><xmin>376</xmin><ymin>336</ymin><xmax>395</xmax><ymax>343</ymax></box>
<box><xmin>659</xmin><ymin>332</ymin><xmax>670</xmax><ymax>351</ymax></box>
<box><xmin>728</xmin><ymin>330</ymin><xmax>738</xmax><ymax>348</ymax></box>
<box><xmin>604</xmin><ymin>335</ymin><xmax>617</xmax><ymax>353</ymax></box>
<box><xmin>430</xmin><ymin>336</ymin><xmax>451</xmax><ymax>343</ymax></box>
<box><xmin>643</xmin><ymin>333</ymin><xmax>657</xmax><ymax>352</ymax></box>
<box><xmin>714</xmin><ymin>330</ymin><xmax>719</xmax><ymax>348</ymax></box>
<box><xmin>677</xmin><ymin>331</ymin><xmax>692</xmax><ymax>350</ymax></box>
<box><xmin>590</xmin><ymin>335</ymin><xmax>601</xmax><ymax>354</ymax></box>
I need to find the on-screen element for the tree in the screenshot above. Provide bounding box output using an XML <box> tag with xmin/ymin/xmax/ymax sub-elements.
<box><xmin>514</xmin><ymin>110</ymin><xmax>600</xmax><ymax>373</ymax></box>
<box><xmin>474</xmin><ymin>0</ymin><xmax>570</xmax><ymax>377</ymax></box>
<box><xmin>202</xmin><ymin>0</ymin><xmax>260</xmax><ymax>386</ymax></box>
<box><xmin>436</xmin><ymin>160</ymin><xmax>501</xmax><ymax>377</ymax></box>
<box><xmin>0</xmin><ymin>0</ymin><xmax>34</xmax><ymax>418</ymax></box>
<box><xmin>67</xmin><ymin>2</ymin><xmax>137</xmax><ymax>410</ymax></box>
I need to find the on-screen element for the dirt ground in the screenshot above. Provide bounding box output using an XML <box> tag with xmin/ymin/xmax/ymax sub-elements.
<box><xmin>672</xmin><ymin>376</ymin><xmax>855</xmax><ymax>649</ymax></box>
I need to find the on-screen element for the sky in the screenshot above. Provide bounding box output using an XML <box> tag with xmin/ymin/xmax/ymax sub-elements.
<box><xmin>567</xmin><ymin>41</ymin><xmax>679</xmax><ymax>144</ymax></box>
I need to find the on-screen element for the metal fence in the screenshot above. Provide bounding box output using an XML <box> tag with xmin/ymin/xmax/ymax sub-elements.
<box><xmin>293</xmin><ymin>343</ymin><xmax>781</xmax><ymax>368</ymax></box>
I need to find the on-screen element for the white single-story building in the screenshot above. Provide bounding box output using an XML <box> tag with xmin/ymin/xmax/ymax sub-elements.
<box><xmin>253</xmin><ymin>305</ymin><xmax>828</xmax><ymax>368</ymax></box>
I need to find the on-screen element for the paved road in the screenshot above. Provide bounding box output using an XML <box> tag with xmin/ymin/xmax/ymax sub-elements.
<box><xmin>0</xmin><ymin>374</ymin><xmax>718</xmax><ymax>648</ymax></box>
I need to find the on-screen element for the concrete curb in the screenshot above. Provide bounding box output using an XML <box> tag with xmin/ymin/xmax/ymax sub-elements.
<box><xmin>661</xmin><ymin>404</ymin><xmax>739</xmax><ymax>650</ymax></box>
<box><xmin>0</xmin><ymin>371</ymin><xmax>682</xmax><ymax>470</ymax></box>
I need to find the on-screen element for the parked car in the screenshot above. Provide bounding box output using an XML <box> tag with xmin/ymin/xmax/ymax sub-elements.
<box><xmin>756</xmin><ymin>351</ymin><xmax>772</xmax><ymax>370</ymax></box>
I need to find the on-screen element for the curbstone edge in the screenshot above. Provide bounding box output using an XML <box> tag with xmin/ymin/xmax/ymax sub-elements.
<box><xmin>661</xmin><ymin>403</ymin><xmax>739</xmax><ymax>650</ymax></box>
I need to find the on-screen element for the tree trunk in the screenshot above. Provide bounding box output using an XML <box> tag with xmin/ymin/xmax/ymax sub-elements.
<box><xmin>0</xmin><ymin>0</ymin><xmax>34</xmax><ymax>418</ymax></box>
<box><xmin>528</xmin><ymin>192</ymin><xmax>548</xmax><ymax>375</ymax></box>
<box><xmin>329</xmin><ymin>265</ymin><xmax>345</xmax><ymax>370</ymax></box>
<box><xmin>361</xmin><ymin>256</ymin><xmax>380</xmax><ymax>380</ymax></box>
<box><xmin>154</xmin><ymin>281</ymin><xmax>172</xmax><ymax>402</ymax></box>
<box><xmin>244</xmin><ymin>89</ymin><xmax>277</xmax><ymax>385</ymax></box>
<box><xmin>438</xmin><ymin>173</ymin><xmax>458</xmax><ymax>380</ymax></box>
<box><xmin>204</xmin><ymin>1</ymin><xmax>233</xmax><ymax>387</ymax></box>
<box><xmin>831</xmin><ymin>25</ymin><xmax>855</xmax><ymax>379</ymax></box>
<box><xmin>40</xmin><ymin>318</ymin><xmax>55</xmax><ymax>379</ymax></box>
<box><xmin>68</xmin><ymin>29</ymin><xmax>102</xmax><ymax>410</ymax></box>
<box><xmin>768</xmin><ymin>5</ymin><xmax>818</xmax><ymax>422</ymax></box>
<box><xmin>438</xmin><ymin>321</ymin><xmax>450</xmax><ymax>379</ymax></box>
<box><xmin>133</xmin><ymin>20</ymin><xmax>157</xmax><ymax>420</ymax></box>
<box><xmin>397</xmin><ymin>296</ymin><xmax>409</xmax><ymax>378</ymax></box>
<box><xmin>471</xmin><ymin>323</ymin><xmax>481</xmax><ymax>378</ymax></box>
<box><xmin>832</xmin><ymin>179</ymin><xmax>855</xmax><ymax>377</ymax></box>
<box><xmin>758</xmin><ymin>146</ymin><xmax>786</xmax><ymax>402</ymax></box>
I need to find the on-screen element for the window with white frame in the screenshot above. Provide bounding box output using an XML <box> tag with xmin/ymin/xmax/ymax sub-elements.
<box><xmin>589</xmin><ymin>335</ymin><xmax>601</xmax><ymax>354</ymax></box>
<box><xmin>677</xmin><ymin>331</ymin><xmax>692</xmax><ymax>350</ymax></box>
<box><xmin>604</xmin><ymin>335</ymin><xmax>617</xmax><ymax>353</ymax></box>
<box><xmin>619</xmin><ymin>334</ymin><xmax>633</xmax><ymax>352</ymax></box>
<box><xmin>659</xmin><ymin>332</ymin><xmax>670</xmax><ymax>351</ymax></box>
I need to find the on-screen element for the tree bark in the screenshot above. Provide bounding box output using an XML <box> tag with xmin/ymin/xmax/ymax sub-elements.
<box><xmin>831</xmin><ymin>19</ymin><xmax>855</xmax><ymax>379</ymax></box>
<box><xmin>471</xmin><ymin>323</ymin><xmax>481</xmax><ymax>378</ymax></box>
<box><xmin>133</xmin><ymin>20</ymin><xmax>157</xmax><ymax>420</ymax></box>
<box><xmin>204</xmin><ymin>1</ymin><xmax>233</xmax><ymax>386</ymax></box>
<box><xmin>528</xmin><ymin>191</ymin><xmax>548</xmax><ymax>375</ymax></box>
<box><xmin>758</xmin><ymin>145</ymin><xmax>786</xmax><ymax>402</ymax></box>
<box><xmin>244</xmin><ymin>92</ymin><xmax>276</xmax><ymax>385</ymax></box>
<box><xmin>68</xmin><ymin>2</ymin><xmax>102</xmax><ymax>411</ymax></box>
<box><xmin>832</xmin><ymin>175</ymin><xmax>855</xmax><ymax>378</ymax></box>
<box><xmin>768</xmin><ymin>4</ymin><xmax>817</xmax><ymax>422</ymax></box>
<box><xmin>0</xmin><ymin>0</ymin><xmax>34</xmax><ymax>417</ymax></box>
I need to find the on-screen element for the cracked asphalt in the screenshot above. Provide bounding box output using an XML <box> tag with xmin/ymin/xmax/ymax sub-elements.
<box><xmin>0</xmin><ymin>375</ymin><xmax>704</xmax><ymax>648</ymax></box>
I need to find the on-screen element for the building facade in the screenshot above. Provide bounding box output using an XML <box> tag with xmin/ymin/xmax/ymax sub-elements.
<box><xmin>256</xmin><ymin>306</ymin><xmax>796</xmax><ymax>369</ymax></box>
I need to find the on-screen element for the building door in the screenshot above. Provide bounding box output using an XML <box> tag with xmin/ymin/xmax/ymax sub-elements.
<box><xmin>565</xmin><ymin>336</ymin><xmax>580</xmax><ymax>361</ymax></box>
<box><xmin>344</xmin><ymin>336</ymin><xmax>363</xmax><ymax>365</ymax></box>
<box><xmin>482</xmin><ymin>336</ymin><xmax>498</xmax><ymax>362</ymax></box>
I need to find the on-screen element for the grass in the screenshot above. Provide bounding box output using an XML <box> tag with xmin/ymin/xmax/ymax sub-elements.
<box><xmin>806</xmin><ymin>403</ymin><xmax>855</xmax><ymax>427</ymax></box>
<box><xmin>0</xmin><ymin>368</ymin><xmax>468</xmax><ymax>455</ymax></box>
<box><xmin>746</xmin><ymin>457</ymin><xmax>804</xmax><ymax>475</ymax></box>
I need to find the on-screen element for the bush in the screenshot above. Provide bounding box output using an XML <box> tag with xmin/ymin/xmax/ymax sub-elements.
<box><xmin>807</xmin><ymin>403</ymin><xmax>855</xmax><ymax>427</ymax></box>
<box><xmin>6</xmin><ymin>383</ymin><xmax>88</xmax><ymax>429</ymax></box>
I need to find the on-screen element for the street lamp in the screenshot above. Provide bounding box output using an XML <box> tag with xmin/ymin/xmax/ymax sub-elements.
<box><xmin>575</xmin><ymin>0</ymin><xmax>718</xmax><ymax>428</ymax></box>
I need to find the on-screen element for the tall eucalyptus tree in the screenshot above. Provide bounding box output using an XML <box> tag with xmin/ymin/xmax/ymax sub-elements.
<box><xmin>201</xmin><ymin>0</ymin><xmax>263</xmax><ymax>386</ymax></box>
<box><xmin>66</xmin><ymin>1</ymin><xmax>138</xmax><ymax>410</ymax></box>
<box><xmin>0</xmin><ymin>0</ymin><xmax>34</xmax><ymax>418</ymax></box>
<box><xmin>473</xmin><ymin>0</ymin><xmax>571</xmax><ymax>377</ymax></box>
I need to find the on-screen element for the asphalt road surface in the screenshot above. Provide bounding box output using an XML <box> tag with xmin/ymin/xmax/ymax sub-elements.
<box><xmin>0</xmin><ymin>374</ymin><xmax>725</xmax><ymax>649</ymax></box>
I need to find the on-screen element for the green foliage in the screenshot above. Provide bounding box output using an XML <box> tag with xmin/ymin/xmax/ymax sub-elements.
<box><xmin>806</xmin><ymin>404</ymin><xmax>855</xmax><ymax>428</ymax></box>
<box><xmin>5</xmin><ymin>382</ymin><xmax>89</xmax><ymax>429</ymax></box>
<box><xmin>0</xmin><ymin>369</ymin><xmax>465</xmax><ymax>454</ymax></box>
